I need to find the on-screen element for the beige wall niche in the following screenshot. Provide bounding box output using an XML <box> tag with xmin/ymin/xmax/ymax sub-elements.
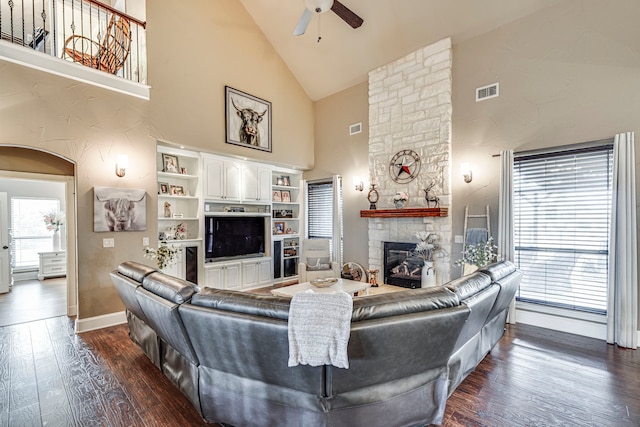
<box><xmin>306</xmin><ymin>81</ymin><xmax>369</xmax><ymax>267</ymax></box>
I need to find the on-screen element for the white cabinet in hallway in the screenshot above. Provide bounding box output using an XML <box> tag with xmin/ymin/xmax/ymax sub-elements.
<box><xmin>38</xmin><ymin>251</ymin><xmax>66</xmax><ymax>280</ymax></box>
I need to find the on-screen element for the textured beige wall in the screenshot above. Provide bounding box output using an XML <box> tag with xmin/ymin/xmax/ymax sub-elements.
<box><xmin>306</xmin><ymin>82</ymin><xmax>369</xmax><ymax>267</ymax></box>
<box><xmin>0</xmin><ymin>0</ymin><xmax>313</xmax><ymax>319</ymax></box>
<box><xmin>147</xmin><ymin>0</ymin><xmax>314</xmax><ymax>168</ymax></box>
<box><xmin>451</xmin><ymin>0</ymin><xmax>640</xmax><ymax>277</ymax></box>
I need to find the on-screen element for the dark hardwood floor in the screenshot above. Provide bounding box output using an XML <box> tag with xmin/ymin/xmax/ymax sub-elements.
<box><xmin>1</xmin><ymin>316</ymin><xmax>639</xmax><ymax>426</ymax></box>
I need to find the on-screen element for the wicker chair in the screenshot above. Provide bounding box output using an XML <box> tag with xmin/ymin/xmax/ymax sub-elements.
<box><xmin>63</xmin><ymin>15</ymin><xmax>131</xmax><ymax>75</ymax></box>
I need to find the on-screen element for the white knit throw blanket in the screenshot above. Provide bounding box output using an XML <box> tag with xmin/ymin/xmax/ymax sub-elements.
<box><xmin>288</xmin><ymin>290</ymin><xmax>353</xmax><ymax>369</ymax></box>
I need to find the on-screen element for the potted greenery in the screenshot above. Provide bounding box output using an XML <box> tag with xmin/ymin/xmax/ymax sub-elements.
<box><xmin>454</xmin><ymin>237</ymin><xmax>498</xmax><ymax>275</ymax></box>
<box><xmin>143</xmin><ymin>242</ymin><xmax>181</xmax><ymax>270</ymax></box>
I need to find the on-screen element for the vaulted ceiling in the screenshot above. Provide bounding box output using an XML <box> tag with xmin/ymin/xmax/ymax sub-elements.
<box><xmin>239</xmin><ymin>0</ymin><xmax>563</xmax><ymax>101</ymax></box>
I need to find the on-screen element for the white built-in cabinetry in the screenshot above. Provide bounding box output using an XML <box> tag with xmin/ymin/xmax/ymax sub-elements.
<box><xmin>271</xmin><ymin>168</ymin><xmax>303</xmax><ymax>286</ymax></box>
<box><xmin>241</xmin><ymin>163</ymin><xmax>271</xmax><ymax>203</ymax></box>
<box><xmin>156</xmin><ymin>146</ymin><xmax>304</xmax><ymax>289</ymax></box>
<box><xmin>204</xmin><ymin>260</ymin><xmax>242</xmax><ymax>290</ymax></box>
<box><xmin>156</xmin><ymin>145</ymin><xmax>202</xmax><ymax>283</ymax></box>
<box><xmin>203</xmin><ymin>157</ymin><xmax>241</xmax><ymax>201</ymax></box>
<box><xmin>204</xmin><ymin>257</ymin><xmax>272</xmax><ymax>291</ymax></box>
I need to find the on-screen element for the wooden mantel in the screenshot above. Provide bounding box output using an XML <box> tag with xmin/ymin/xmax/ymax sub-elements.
<box><xmin>360</xmin><ymin>207</ymin><xmax>448</xmax><ymax>218</ymax></box>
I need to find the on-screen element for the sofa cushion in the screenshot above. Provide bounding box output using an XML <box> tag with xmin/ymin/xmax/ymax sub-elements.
<box><xmin>142</xmin><ymin>272</ymin><xmax>199</xmax><ymax>304</ymax></box>
<box><xmin>445</xmin><ymin>272</ymin><xmax>492</xmax><ymax>301</ymax></box>
<box><xmin>117</xmin><ymin>261</ymin><xmax>156</xmax><ymax>283</ymax></box>
<box><xmin>479</xmin><ymin>261</ymin><xmax>516</xmax><ymax>282</ymax></box>
<box><xmin>306</xmin><ymin>256</ymin><xmax>331</xmax><ymax>271</ymax></box>
<box><xmin>191</xmin><ymin>288</ymin><xmax>291</xmax><ymax>320</ymax></box>
<box><xmin>351</xmin><ymin>287</ymin><xmax>460</xmax><ymax>321</ymax></box>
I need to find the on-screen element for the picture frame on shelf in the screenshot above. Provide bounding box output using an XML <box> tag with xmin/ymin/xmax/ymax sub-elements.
<box><xmin>282</xmin><ymin>175</ymin><xmax>291</xmax><ymax>186</ymax></box>
<box><xmin>162</xmin><ymin>154</ymin><xmax>180</xmax><ymax>173</ymax></box>
<box><xmin>274</xmin><ymin>221</ymin><xmax>285</xmax><ymax>234</ymax></box>
<box><xmin>281</xmin><ymin>190</ymin><xmax>291</xmax><ymax>203</ymax></box>
<box><xmin>272</xmin><ymin>190</ymin><xmax>282</xmax><ymax>202</ymax></box>
<box><xmin>181</xmin><ymin>167</ymin><xmax>187</xmax><ymax>175</ymax></box>
<box><xmin>225</xmin><ymin>86</ymin><xmax>272</xmax><ymax>152</ymax></box>
<box><xmin>276</xmin><ymin>177</ymin><xmax>284</xmax><ymax>186</ymax></box>
<box><xmin>170</xmin><ymin>185</ymin><xmax>185</xmax><ymax>196</ymax></box>
<box><xmin>158</xmin><ymin>182</ymin><xmax>169</xmax><ymax>195</ymax></box>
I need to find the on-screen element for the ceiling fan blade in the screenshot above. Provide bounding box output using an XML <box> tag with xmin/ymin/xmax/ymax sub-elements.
<box><xmin>293</xmin><ymin>8</ymin><xmax>313</xmax><ymax>36</ymax></box>
<box><xmin>330</xmin><ymin>0</ymin><xmax>363</xmax><ymax>29</ymax></box>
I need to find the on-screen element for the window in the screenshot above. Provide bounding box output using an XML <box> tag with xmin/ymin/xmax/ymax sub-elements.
<box><xmin>514</xmin><ymin>144</ymin><xmax>613</xmax><ymax>315</ymax></box>
<box><xmin>306</xmin><ymin>179</ymin><xmax>343</xmax><ymax>259</ymax></box>
<box><xmin>10</xmin><ymin>198</ymin><xmax>60</xmax><ymax>270</ymax></box>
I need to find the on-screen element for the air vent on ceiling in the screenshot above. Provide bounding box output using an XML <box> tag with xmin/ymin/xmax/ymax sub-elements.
<box><xmin>476</xmin><ymin>82</ymin><xmax>499</xmax><ymax>102</ymax></box>
<box><xmin>349</xmin><ymin>122</ymin><xmax>362</xmax><ymax>135</ymax></box>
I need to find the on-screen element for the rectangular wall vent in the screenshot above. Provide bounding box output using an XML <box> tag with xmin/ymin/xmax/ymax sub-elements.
<box><xmin>349</xmin><ymin>122</ymin><xmax>362</xmax><ymax>135</ymax></box>
<box><xmin>476</xmin><ymin>83</ymin><xmax>499</xmax><ymax>102</ymax></box>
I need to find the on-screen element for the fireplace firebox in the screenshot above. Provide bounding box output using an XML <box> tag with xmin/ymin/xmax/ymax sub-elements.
<box><xmin>383</xmin><ymin>242</ymin><xmax>424</xmax><ymax>288</ymax></box>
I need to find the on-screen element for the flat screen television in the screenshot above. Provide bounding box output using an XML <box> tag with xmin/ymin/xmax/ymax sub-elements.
<box><xmin>204</xmin><ymin>216</ymin><xmax>265</xmax><ymax>260</ymax></box>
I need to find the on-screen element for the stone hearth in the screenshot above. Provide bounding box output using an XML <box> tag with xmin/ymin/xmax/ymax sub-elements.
<box><xmin>367</xmin><ymin>38</ymin><xmax>452</xmax><ymax>286</ymax></box>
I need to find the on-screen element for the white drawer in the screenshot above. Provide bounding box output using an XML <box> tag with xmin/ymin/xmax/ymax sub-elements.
<box><xmin>42</xmin><ymin>265</ymin><xmax>66</xmax><ymax>275</ymax></box>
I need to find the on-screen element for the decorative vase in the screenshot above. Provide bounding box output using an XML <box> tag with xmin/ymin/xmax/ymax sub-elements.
<box><xmin>421</xmin><ymin>262</ymin><xmax>437</xmax><ymax>288</ymax></box>
<box><xmin>394</xmin><ymin>200</ymin><xmax>405</xmax><ymax>209</ymax></box>
<box><xmin>52</xmin><ymin>230</ymin><xmax>61</xmax><ymax>251</ymax></box>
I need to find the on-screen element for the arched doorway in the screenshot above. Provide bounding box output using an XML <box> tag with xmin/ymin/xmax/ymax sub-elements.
<box><xmin>0</xmin><ymin>147</ymin><xmax>77</xmax><ymax>323</ymax></box>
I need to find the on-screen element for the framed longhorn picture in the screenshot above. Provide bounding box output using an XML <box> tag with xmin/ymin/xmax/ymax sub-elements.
<box><xmin>225</xmin><ymin>86</ymin><xmax>272</xmax><ymax>152</ymax></box>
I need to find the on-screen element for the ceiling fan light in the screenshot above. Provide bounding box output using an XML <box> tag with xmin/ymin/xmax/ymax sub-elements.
<box><xmin>305</xmin><ymin>0</ymin><xmax>334</xmax><ymax>14</ymax></box>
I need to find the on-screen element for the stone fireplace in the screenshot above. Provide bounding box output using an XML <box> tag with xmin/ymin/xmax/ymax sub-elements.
<box><xmin>367</xmin><ymin>38</ymin><xmax>452</xmax><ymax>286</ymax></box>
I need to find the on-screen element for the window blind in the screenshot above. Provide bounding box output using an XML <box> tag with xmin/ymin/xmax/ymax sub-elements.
<box><xmin>307</xmin><ymin>181</ymin><xmax>333</xmax><ymax>240</ymax></box>
<box><xmin>513</xmin><ymin>145</ymin><xmax>613</xmax><ymax>314</ymax></box>
<box><xmin>10</xmin><ymin>198</ymin><xmax>60</xmax><ymax>270</ymax></box>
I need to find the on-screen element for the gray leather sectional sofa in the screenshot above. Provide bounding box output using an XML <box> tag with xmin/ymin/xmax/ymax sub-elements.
<box><xmin>110</xmin><ymin>260</ymin><xmax>521</xmax><ymax>426</ymax></box>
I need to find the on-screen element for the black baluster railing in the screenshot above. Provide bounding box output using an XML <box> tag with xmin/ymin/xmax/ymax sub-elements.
<box><xmin>0</xmin><ymin>0</ymin><xmax>146</xmax><ymax>84</ymax></box>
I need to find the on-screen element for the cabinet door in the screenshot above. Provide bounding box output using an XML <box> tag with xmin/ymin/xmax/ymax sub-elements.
<box><xmin>224</xmin><ymin>162</ymin><xmax>241</xmax><ymax>201</ymax></box>
<box><xmin>203</xmin><ymin>158</ymin><xmax>224</xmax><ymax>200</ymax></box>
<box><xmin>241</xmin><ymin>164</ymin><xmax>258</xmax><ymax>202</ymax></box>
<box><xmin>258</xmin><ymin>259</ymin><xmax>273</xmax><ymax>286</ymax></box>
<box><xmin>225</xmin><ymin>262</ymin><xmax>242</xmax><ymax>290</ymax></box>
<box><xmin>256</xmin><ymin>166</ymin><xmax>272</xmax><ymax>203</ymax></box>
<box><xmin>204</xmin><ymin>264</ymin><xmax>224</xmax><ymax>289</ymax></box>
<box><xmin>242</xmin><ymin>261</ymin><xmax>259</xmax><ymax>288</ymax></box>
<box><xmin>160</xmin><ymin>244</ymin><xmax>185</xmax><ymax>279</ymax></box>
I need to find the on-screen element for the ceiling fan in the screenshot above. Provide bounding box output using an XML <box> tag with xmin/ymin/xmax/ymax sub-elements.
<box><xmin>293</xmin><ymin>0</ymin><xmax>363</xmax><ymax>36</ymax></box>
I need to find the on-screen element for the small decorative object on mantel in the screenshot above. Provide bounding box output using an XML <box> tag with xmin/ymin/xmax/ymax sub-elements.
<box><xmin>423</xmin><ymin>181</ymin><xmax>439</xmax><ymax>208</ymax></box>
<box><xmin>367</xmin><ymin>184</ymin><xmax>379</xmax><ymax>209</ymax></box>
<box><xmin>393</xmin><ymin>192</ymin><xmax>408</xmax><ymax>209</ymax></box>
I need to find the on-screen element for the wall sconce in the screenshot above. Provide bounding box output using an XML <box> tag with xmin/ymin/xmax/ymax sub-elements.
<box><xmin>115</xmin><ymin>154</ymin><xmax>128</xmax><ymax>177</ymax></box>
<box><xmin>353</xmin><ymin>176</ymin><xmax>364</xmax><ymax>192</ymax></box>
<box><xmin>461</xmin><ymin>162</ymin><xmax>472</xmax><ymax>183</ymax></box>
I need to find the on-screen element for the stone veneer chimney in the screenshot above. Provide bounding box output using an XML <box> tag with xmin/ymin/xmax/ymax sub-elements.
<box><xmin>367</xmin><ymin>38</ymin><xmax>453</xmax><ymax>285</ymax></box>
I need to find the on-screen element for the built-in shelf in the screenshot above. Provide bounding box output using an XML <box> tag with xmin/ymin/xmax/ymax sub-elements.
<box><xmin>360</xmin><ymin>207</ymin><xmax>448</xmax><ymax>218</ymax></box>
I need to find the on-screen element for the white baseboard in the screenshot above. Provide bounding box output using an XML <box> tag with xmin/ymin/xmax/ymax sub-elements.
<box><xmin>516</xmin><ymin>306</ymin><xmax>606</xmax><ymax>340</ymax></box>
<box><xmin>75</xmin><ymin>311</ymin><xmax>126</xmax><ymax>334</ymax></box>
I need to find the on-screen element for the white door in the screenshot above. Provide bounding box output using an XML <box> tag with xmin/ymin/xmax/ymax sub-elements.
<box><xmin>0</xmin><ymin>192</ymin><xmax>11</xmax><ymax>294</ymax></box>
